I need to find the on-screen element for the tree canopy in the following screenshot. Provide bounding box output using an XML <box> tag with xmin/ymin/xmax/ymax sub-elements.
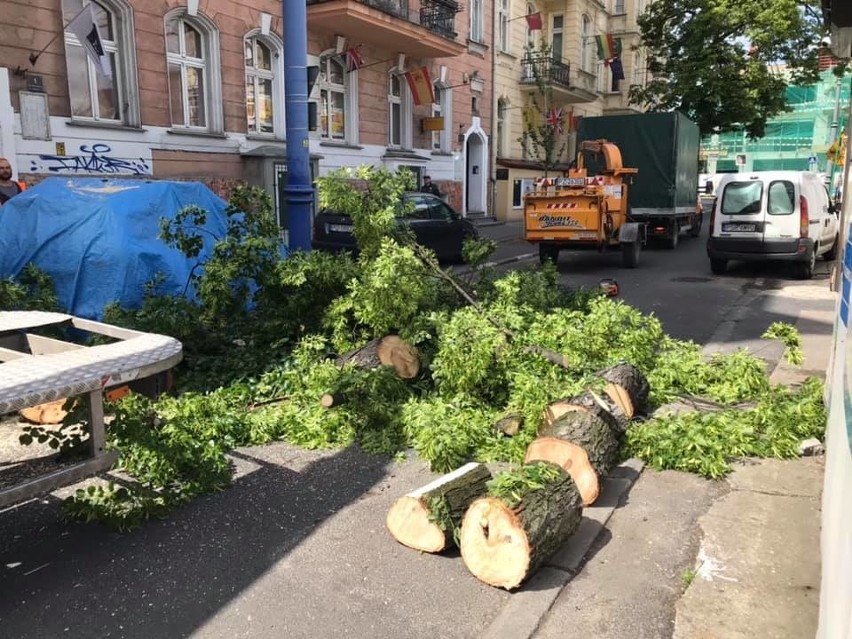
<box><xmin>630</xmin><ymin>0</ymin><xmax>831</xmax><ymax>139</ymax></box>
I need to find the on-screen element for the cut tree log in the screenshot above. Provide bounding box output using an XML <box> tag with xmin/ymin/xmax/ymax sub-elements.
<box><xmin>336</xmin><ymin>335</ymin><xmax>420</xmax><ymax>379</ymax></box>
<box><xmin>493</xmin><ymin>412</ymin><xmax>524</xmax><ymax>437</ymax></box>
<box><xmin>459</xmin><ymin>463</ymin><xmax>583</xmax><ymax>590</ymax></box>
<box><xmin>524</xmin><ymin>437</ymin><xmax>600</xmax><ymax>505</ymax></box>
<box><xmin>525</xmin><ymin>410</ymin><xmax>620</xmax><ymax>506</ymax></box>
<box><xmin>599</xmin><ymin>362</ymin><xmax>650</xmax><ymax>425</ymax></box>
<box><xmin>20</xmin><ymin>398</ymin><xmax>70</xmax><ymax>425</ymax></box>
<box><xmin>386</xmin><ymin>462</ymin><xmax>492</xmax><ymax>553</ymax></box>
<box><xmin>541</xmin><ymin>389</ymin><xmax>623</xmax><ymax>434</ymax></box>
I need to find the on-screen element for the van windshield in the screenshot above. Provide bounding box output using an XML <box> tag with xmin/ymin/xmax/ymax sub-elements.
<box><xmin>767</xmin><ymin>180</ymin><xmax>795</xmax><ymax>215</ymax></box>
<box><xmin>721</xmin><ymin>181</ymin><xmax>763</xmax><ymax>215</ymax></box>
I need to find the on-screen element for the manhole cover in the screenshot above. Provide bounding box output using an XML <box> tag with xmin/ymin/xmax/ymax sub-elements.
<box><xmin>671</xmin><ymin>276</ymin><xmax>712</xmax><ymax>283</ymax></box>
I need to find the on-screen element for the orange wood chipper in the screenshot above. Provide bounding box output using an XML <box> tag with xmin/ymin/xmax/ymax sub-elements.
<box><xmin>523</xmin><ymin>139</ymin><xmax>645</xmax><ymax>268</ymax></box>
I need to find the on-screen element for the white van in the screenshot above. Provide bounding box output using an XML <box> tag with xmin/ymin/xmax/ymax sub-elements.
<box><xmin>707</xmin><ymin>171</ymin><xmax>839</xmax><ymax>279</ymax></box>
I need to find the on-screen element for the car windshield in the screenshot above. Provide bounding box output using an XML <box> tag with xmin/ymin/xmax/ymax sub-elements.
<box><xmin>721</xmin><ymin>181</ymin><xmax>763</xmax><ymax>215</ymax></box>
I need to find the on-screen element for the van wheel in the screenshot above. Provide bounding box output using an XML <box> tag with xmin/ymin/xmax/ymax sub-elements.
<box><xmin>622</xmin><ymin>241</ymin><xmax>640</xmax><ymax>268</ymax></box>
<box><xmin>824</xmin><ymin>234</ymin><xmax>840</xmax><ymax>261</ymax></box>
<box><xmin>710</xmin><ymin>258</ymin><xmax>727</xmax><ymax>275</ymax></box>
<box><xmin>539</xmin><ymin>244</ymin><xmax>559</xmax><ymax>265</ymax></box>
<box><xmin>796</xmin><ymin>249</ymin><xmax>816</xmax><ymax>280</ymax></box>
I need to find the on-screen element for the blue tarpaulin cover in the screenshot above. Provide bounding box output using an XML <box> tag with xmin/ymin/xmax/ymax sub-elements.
<box><xmin>0</xmin><ymin>178</ymin><xmax>230</xmax><ymax>320</ymax></box>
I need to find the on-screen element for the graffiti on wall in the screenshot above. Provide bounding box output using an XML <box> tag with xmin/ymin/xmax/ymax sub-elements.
<box><xmin>30</xmin><ymin>143</ymin><xmax>151</xmax><ymax>176</ymax></box>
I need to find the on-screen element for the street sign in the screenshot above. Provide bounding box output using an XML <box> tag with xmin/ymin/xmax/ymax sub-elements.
<box><xmin>735</xmin><ymin>154</ymin><xmax>746</xmax><ymax>166</ymax></box>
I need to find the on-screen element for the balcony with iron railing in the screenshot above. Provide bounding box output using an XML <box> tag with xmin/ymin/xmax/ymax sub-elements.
<box><xmin>521</xmin><ymin>52</ymin><xmax>572</xmax><ymax>88</ymax></box>
<box><xmin>307</xmin><ymin>0</ymin><xmax>465</xmax><ymax>58</ymax></box>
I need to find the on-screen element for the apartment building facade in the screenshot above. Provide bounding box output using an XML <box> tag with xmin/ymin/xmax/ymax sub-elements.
<box><xmin>0</xmin><ymin>0</ymin><xmax>493</xmax><ymax>226</ymax></box>
<box><xmin>492</xmin><ymin>0</ymin><xmax>648</xmax><ymax>220</ymax></box>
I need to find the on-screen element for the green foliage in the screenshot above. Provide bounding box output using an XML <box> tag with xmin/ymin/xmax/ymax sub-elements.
<box><xmin>486</xmin><ymin>462</ymin><xmax>564</xmax><ymax>507</ymax></box>
<box><xmin>632</xmin><ymin>0</ymin><xmax>832</xmax><ymax>138</ymax></box>
<box><xmin>625</xmin><ymin>377</ymin><xmax>826</xmax><ymax>478</ymax></box>
<box><xmin>518</xmin><ymin>41</ymin><xmax>568</xmax><ymax>175</ymax></box>
<box><xmin>763</xmin><ymin>321</ymin><xmax>804</xmax><ymax>365</ymax></box>
<box><xmin>0</xmin><ymin>264</ymin><xmax>62</xmax><ymax>311</ymax></box>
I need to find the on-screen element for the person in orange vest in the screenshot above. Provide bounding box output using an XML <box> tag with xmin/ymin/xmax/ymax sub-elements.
<box><xmin>0</xmin><ymin>157</ymin><xmax>27</xmax><ymax>206</ymax></box>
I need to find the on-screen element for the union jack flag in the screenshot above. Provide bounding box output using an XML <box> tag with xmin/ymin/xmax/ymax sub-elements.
<box><xmin>344</xmin><ymin>46</ymin><xmax>363</xmax><ymax>72</ymax></box>
<box><xmin>545</xmin><ymin>107</ymin><xmax>564</xmax><ymax>135</ymax></box>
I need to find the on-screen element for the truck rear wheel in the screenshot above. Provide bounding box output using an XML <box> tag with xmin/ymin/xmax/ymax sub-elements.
<box><xmin>621</xmin><ymin>241</ymin><xmax>640</xmax><ymax>268</ymax></box>
<box><xmin>539</xmin><ymin>244</ymin><xmax>559</xmax><ymax>265</ymax></box>
<box><xmin>689</xmin><ymin>214</ymin><xmax>702</xmax><ymax>238</ymax></box>
<box><xmin>665</xmin><ymin>224</ymin><xmax>679</xmax><ymax>249</ymax></box>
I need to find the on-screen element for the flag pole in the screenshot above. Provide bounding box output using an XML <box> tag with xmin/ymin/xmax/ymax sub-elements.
<box><xmin>27</xmin><ymin>4</ymin><xmax>92</xmax><ymax>67</ymax></box>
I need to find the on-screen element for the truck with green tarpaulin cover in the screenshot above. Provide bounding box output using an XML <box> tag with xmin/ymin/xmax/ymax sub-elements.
<box><xmin>577</xmin><ymin>111</ymin><xmax>702</xmax><ymax>248</ymax></box>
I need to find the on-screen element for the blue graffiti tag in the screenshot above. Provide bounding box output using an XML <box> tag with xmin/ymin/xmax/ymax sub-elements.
<box><xmin>31</xmin><ymin>144</ymin><xmax>151</xmax><ymax>175</ymax></box>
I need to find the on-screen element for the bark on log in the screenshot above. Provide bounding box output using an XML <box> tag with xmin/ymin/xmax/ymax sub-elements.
<box><xmin>599</xmin><ymin>362</ymin><xmax>650</xmax><ymax>422</ymax></box>
<box><xmin>494</xmin><ymin>413</ymin><xmax>524</xmax><ymax>437</ymax></box>
<box><xmin>336</xmin><ymin>335</ymin><xmax>420</xmax><ymax>379</ymax></box>
<box><xmin>524</xmin><ymin>437</ymin><xmax>600</xmax><ymax>506</ymax></box>
<box><xmin>386</xmin><ymin>462</ymin><xmax>492</xmax><ymax>553</ymax></box>
<box><xmin>459</xmin><ymin>463</ymin><xmax>583</xmax><ymax>590</ymax></box>
<box><xmin>541</xmin><ymin>389</ymin><xmax>623</xmax><ymax>434</ymax></box>
<box><xmin>542</xmin><ymin>411</ymin><xmax>620</xmax><ymax>477</ymax></box>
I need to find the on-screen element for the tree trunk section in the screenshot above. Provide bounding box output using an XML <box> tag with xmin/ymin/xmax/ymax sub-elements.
<box><xmin>541</xmin><ymin>389</ymin><xmax>623</xmax><ymax>434</ymax></box>
<box><xmin>459</xmin><ymin>464</ymin><xmax>583</xmax><ymax>590</ymax></box>
<box><xmin>386</xmin><ymin>462</ymin><xmax>492</xmax><ymax>553</ymax></box>
<box><xmin>541</xmin><ymin>410</ymin><xmax>620</xmax><ymax>477</ymax></box>
<box><xmin>599</xmin><ymin>362</ymin><xmax>650</xmax><ymax>425</ymax></box>
<box><xmin>494</xmin><ymin>412</ymin><xmax>524</xmax><ymax>437</ymax></box>
<box><xmin>336</xmin><ymin>335</ymin><xmax>420</xmax><ymax>379</ymax></box>
<box><xmin>524</xmin><ymin>437</ymin><xmax>599</xmax><ymax>506</ymax></box>
<box><xmin>20</xmin><ymin>398</ymin><xmax>69</xmax><ymax>425</ymax></box>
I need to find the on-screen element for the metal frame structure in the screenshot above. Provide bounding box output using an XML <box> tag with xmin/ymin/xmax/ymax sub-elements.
<box><xmin>0</xmin><ymin>311</ymin><xmax>182</xmax><ymax>509</ymax></box>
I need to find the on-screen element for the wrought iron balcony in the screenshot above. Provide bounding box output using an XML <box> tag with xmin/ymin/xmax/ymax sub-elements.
<box><xmin>307</xmin><ymin>0</ymin><xmax>464</xmax><ymax>57</ymax></box>
<box><xmin>521</xmin><ymin>53</ymin><xmax>572</xmax><ymax>88</ymax></box>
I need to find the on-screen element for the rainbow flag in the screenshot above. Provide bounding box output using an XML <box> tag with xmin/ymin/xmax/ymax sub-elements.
<box><xmin>404</xmin><ymin>66</ymin><xmax>434</xmax><ymax>106</ymax></box>
<box><xmin>595</xmin><ymin>34</ymin><xmax>622</xmax><ymax>62</ymax></box>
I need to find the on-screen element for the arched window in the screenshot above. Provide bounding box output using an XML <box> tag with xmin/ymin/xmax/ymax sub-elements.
<box><xmin>62</xmin><ymin>0</ymin><xmax>138</xmax><ymax>125</ymax></box>
<box><xmin>581</xmin><ymin>15</ymin><xmax>592</xmax><ymax>72</ymax></box>
<box><xmin>165</xmin><ymin>10</ymin><xmax>222</xmax><ymax>132</ymax></box>
<box><xmin>245</xmin><ymin>34</ymin><xmax>282</xmax><ymax>136</ymax></box>
<box><xmin>319</xmin><ymin>54</ymin><xmax>346</xmax><ymax>141</ymax></box>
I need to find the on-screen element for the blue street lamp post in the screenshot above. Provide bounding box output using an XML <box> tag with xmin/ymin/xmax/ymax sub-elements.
<box><xmin>282</xmin><ymin>0</ymin><xmax>314</xmax><ymax>251</ymax></box>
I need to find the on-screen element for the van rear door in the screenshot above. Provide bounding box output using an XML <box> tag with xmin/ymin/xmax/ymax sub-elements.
<box><xmin>763</xmin><ymin>179</ymin><xmax>799</xmax><ymax>245</ymax></box>
<box><xmin>717</xmin><ymin>178</ymin><xmax>765</xmax><ymax>250</ymax></box>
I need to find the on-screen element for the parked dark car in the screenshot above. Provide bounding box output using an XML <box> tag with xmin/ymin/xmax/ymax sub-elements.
<box><xmin>311</xmin><ymin>192</ymin><xmax>479</xmax><ymax>262</ymax></box>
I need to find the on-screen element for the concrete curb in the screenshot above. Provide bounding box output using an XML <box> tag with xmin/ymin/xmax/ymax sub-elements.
<box><xmin>485</xmin><ymin>252</ymin><xmax>537</xmax><ymax>268</ymax></box>
<box><xmin>480</xmin><ymin>458</ymin><xmax>645</xmax><ymax>639</ymax></box>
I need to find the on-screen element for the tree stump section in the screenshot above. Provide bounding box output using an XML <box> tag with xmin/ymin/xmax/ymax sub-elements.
<box><xmin>459</xmin><ymin>464</ymin><xmax>583</xmax><ymax>590</ymax></box>
<box><xmin>336</xmin><ymin>335</ymin><xmax>420</xmax><ymax>379</ymax></box>
<box><xmin>386</xmin><ymin>462</ymin><xmax>492</xmax><ymax>553</ymax></box>
<box><xmin>493</xmin><ymin>412</ymin><xmax>524</xmax><ymax>437</ymax></box>
<box><xmin>541</xmin><ymin>389</ymin><xmax>622</xmax><ymax>434</ymax></box>
<box><xmin>525</xmin><ymin>410</ymin><xmax>620</xmax><ymax>506</ymax></box>
<box><xmin>20</xmin><ymin>398</ymin><xmax>69</xmax><ymax>425</ymax></box>
<box><xmin>600</xmin><ymin>362</ymin><xmax>650</xmax><ymax>428</ymax></box>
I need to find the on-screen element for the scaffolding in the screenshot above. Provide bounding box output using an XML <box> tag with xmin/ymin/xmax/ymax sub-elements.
<box><xmin>701</xmin><ymin>68</ymin><xmax>852</xmax><ymax>176</ymax></box>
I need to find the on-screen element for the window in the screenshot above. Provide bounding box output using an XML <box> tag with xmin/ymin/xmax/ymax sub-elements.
<box><xmin>389</xmin><ymin>74</ymin><xmax>403</xmax><ymax>147</ymax></box>
<box><xmin>633</xmin><ymin>52</ymin><xmax>643</xmax><ymax>86</ymax></box>
<box><xmin>319</xmin><ymin>55</ymin><xmax>346</xmax><ymax>141</ymax></box>
<box><xmin>497</xmin><ymin>99</ymin><xmax>507</xmax><ymax>158</ymax></box>
<box><xmin>470</xmin><ymin>0</ymin><xmax>483</xmax><ymax>42</ymax></box>
<box><xmin>499</xmin><ymin>0</ymin><xmax>510</xmax><ymax>52</ymax></box>
<box><xmin>526</xmin><ymin>4</ymin><xmax>537</xmax><ymax>49</ymax></box>
<box><xmin>512</xmin><ymin>178</ymin><xmax>535</xmax><ymax>208</ymax></box>
<box><xmin>432</xmin><ymin>84</ymin><xmax>443</xmax><ymax>150</ymax></box>
<box><xmin>721</xmin><ymin>182</ymin><xmax>763</xmax><ymax>215</ymax></box>
<box><xmin>166</xmin><ymin>11</ymin><xmax>221</xmax><ymax>131</ymax></box>
<box><xmin>551</xmin><ymin>15</ymin><xmax>564</xmax><ymax>63</ymax></box>
<box><xmin>768</xmin><ymin>181</ymin><xmax>795</xmax><ymax>215</ymax></box>
<box><xmin>245</xmin><ymin>36</ymin><xmax>278</xmax><ymax>136</ymax></box>
<box><xmin>581</xmin><ymin>16</ymin><xmax>592</xmax><ymax>72</ymax></box>
<box><xmin>615</xmin><ymin>0</ymin><xmax>625</xmax><ymax>12</ymax></box>
<box><xmin>63</xmin><ymin>0</ymin><xmax>137</xmax><ymax>125</ymax></box>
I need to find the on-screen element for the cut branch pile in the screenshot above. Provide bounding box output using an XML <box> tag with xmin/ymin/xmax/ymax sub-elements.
<box><xmin>336</xmin><ymin>335</ymin><xmax>420</xmax><ymax>379</ymax></box>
